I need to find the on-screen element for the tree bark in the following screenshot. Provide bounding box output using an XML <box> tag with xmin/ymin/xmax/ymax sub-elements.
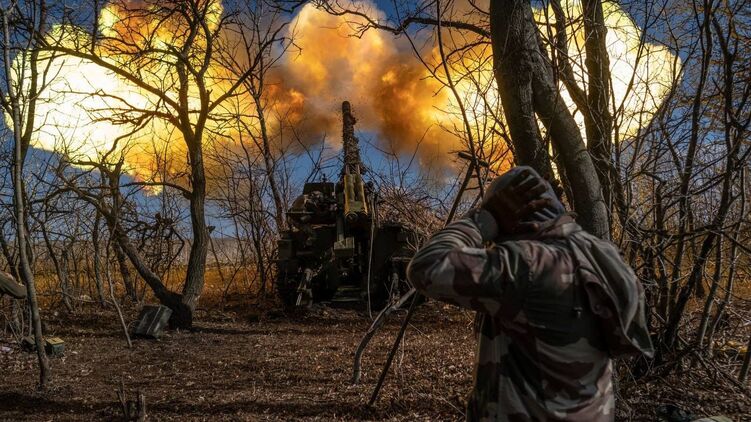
<box><xmin>111</xmin><ymin>239</ymin><xmax>136</xmax><ymax>302</ymax></box>
<box><xmin>489</xmin><ymin>0</ymin><xmax>552</xmax><ymax>178</ymax></box>
<box><xmin>103</xmin><ymin>166</ymin><xmax>192</xmax><ymax>326</ymax></box>
<box><xmin>179</xmin><ymin>141</ymin><xmax>209</xmax><ymax>328</ymax></box>
<box><xmin>490</xmin><ymin>0</ymin><xmax>609</xmax><ymax>239</ymax></box>
<box><xmin>707</xmin><ymin>168</ymin><xmax>745</xmax><ymax>356</ymax></box>
<box><xmin>40</xmin><ymin>225</ymin><xmax>73</xmax><ymax>313</ymax></box>
<box><xmin>666</xmin><ymin>0</ymin><xmax>713</xmax><ymax>321</ymax></box>
<box><xmin>91</xmin><ymin>213</ymin><xmax>106</xmax><ymax>306</ymax></box>
<box><xmin>738</xmin><ymin>334</ymin><xmax>751</xmax><ymax>383</ymax></box>
<box><xmin>252</xmin><ymin>91</ymin><xmax>287</xmax><ymax>230</ymax></box>
<box><xmin>695</xmin><ymin>239</ymin><xmax>723</xmax><ymax>348</ymax></box>
<box><xmin>110</xmin><ymin>218</ymin><xmax>190</xmax><ymax>322</ymax></box>
<box><xmin>581</xmin><ymin>0</ymin><xmax>614</xmax><ymax>217</ymax></box>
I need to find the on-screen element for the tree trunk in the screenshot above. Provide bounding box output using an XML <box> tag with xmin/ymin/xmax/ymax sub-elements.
<box><xmin>695</xmin><ymin>239</ymin><xmax>723</xmax><ymax>349</ymax></box>
<box><xmin>662</xmin><ymin>147</ymin><xmax>735</xmax><ymax>351</ymax></box>
<box><xmin>40</xmin><ymin>224</ymin><xmax>73</xmax><ymax>312</ymax></box>
<box><xmin>100</xmin><ymin>167</ymin><xmax>191</xmax><ymax>327</ymax></box>
<box><xmin>489</xmin><ymin>0</ymin><xmax>552</xmax><ymax>177</ymax></box>
<box><xmin>707</xmin><ymin>168</ymin><xmax>745</xmax><ymax>356</ymax></box>
<box><xmin>179</xmin><ymin>142</ymin><xmax>209</xmax><ymax>328</ymax></box>
<box><xmin>253</xmin><ymin>92</ymin><xmax>287</xmax><ymax>230</ymax></box>
<box><xmin>653</xmin><ymin>183</ymin><xmax>670</xmax><ymax>318</ymax></box>
<box><xmin>665</xmin><ymin>0</ymin><xmax>713</xmax><ymax>322</ymax></box>
<box><xmin>490</xmin><ymin>0</ymin><xmax>609</xmax><ymax>239</ymax></box>
<box><xmin>112</xmin><ymin>240</ymin><xmax>136</xmax><ymax>302</ymax></box>
<box><xmin>1</xmin><ymin>6</ymin><xmax>50</xmax><ymax>388</ymax></box>
<box><xmin>111</xmin><ymin>218</ymin><xmax>190</xmax><ymax>323</ymax></box>
<box><xmin>14</xmin><ymin>191</ymin><xmax>49</xmax><ymax>388</ymax></box>
<box><xmin>739</xmin><ymin>334</ymin><xmax>751</xmax><ymax>383</ymax></box>
<box><xmin>60</xmin><ymin>249</ymin><xmax>73</xmax><ymax>311</ymax></box>
<box><xmin>91</xmin><ymin>213</ymin><xmax>106</xmax><ymax>306</ymax></box>
<box><xmin>582</xmin><ymin>0</ymin><xmax>614</xmax><ymax>218</ymax></box>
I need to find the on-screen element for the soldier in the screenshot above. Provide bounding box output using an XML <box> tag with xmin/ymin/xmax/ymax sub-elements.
<box><xmin>0</xmin><ymin>270</ymin><xmax>26</xmax><ymax>300</ymax></box>
<box><xmin>407</xmin><ymin>166</ymin><xmax>653</xmax><ymax>421</ymax></box>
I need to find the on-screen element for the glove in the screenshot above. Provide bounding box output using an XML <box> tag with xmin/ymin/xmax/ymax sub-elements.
<box><xmin>480</xmin><ymin>169</ymin><xmax>552</xmax><ymax>234</ymax></box>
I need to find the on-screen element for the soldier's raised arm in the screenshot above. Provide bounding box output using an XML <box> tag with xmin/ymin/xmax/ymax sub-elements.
<box><xmin>406</xmin><ymin>209</ymin><xmax>523</xmax><ymax>314</ymax></box>
<box><xmin>407</xmin><ymin>167</ymin><xmax>552</xmax><ymax>313</ymax></box>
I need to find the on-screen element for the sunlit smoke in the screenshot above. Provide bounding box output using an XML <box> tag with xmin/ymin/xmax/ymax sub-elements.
<box><xmin>534</xmin><ymin>0</ymin><xmax>681</xmax><ymax>141</ymax></box>
<box><xmin>268</xmin><ymin>2</ymin><xmax>498</xmax><ymax>169</ymax></box>
<box><xmin>7</xmin><ymin>0</ymin><xmax>680</xmax><ymax>185</ymax></box>
<box><xmin>266</xmin><ymin>0</ymin><xmax>680</xmax><ymax>170</ymax></box>
<box><xmin>8</xmin><ymin>0</ymin><xmax>233</xmax><ymax>186</ymax></box>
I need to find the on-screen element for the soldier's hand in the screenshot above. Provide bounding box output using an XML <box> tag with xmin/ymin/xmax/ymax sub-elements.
<box><xmin>480</xmin><ymin>169</ymin><xmax>552</xmax><ymax>234</ymax></box>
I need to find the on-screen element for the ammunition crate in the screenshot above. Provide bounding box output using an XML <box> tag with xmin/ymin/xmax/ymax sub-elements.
<box><xmin>133</xmin><ymin>305</ymin><xmax>172</xmax><ymax>339</ymax></box>
<box><xmin>45</xmin><ymin>337</ymin><xmax>65</xmax><ymax>356</ymax></box>
<box><xmin>21</xmin><ymin>336</ymin><xmax>65</xmax><ymax>356</ymax></box>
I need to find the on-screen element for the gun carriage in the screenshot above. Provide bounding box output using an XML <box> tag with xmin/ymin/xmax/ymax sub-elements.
<box><xmin>275</xmin><ymin>101</ymin><xmax>416</xmax><ymax>309</ymax></box>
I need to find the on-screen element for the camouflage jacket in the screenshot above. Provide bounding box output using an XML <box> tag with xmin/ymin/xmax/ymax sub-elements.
<box><xmin>407</xmin><ymin>210</ymin><xmax>653</xmax><ymax>421</ymax></box>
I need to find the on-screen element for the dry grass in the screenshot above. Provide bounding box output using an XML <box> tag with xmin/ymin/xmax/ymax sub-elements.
<box><xmin>1</xmin><ymin>300</ymin><xmax>749</xmax><ymax>421</ymax></box>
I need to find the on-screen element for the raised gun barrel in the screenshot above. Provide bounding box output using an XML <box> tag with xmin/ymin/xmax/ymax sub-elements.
<box><xmin>340</xmin><ymin>101</ymin><xmax>368</xmax><ymax>221</ymax></box>
<box><xmin>341</xmin><ymin>101</ymin><xmax>363</xmax><ymax>176</ymax></box>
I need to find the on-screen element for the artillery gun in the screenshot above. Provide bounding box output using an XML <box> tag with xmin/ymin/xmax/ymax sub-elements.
<box><xmin>275</xmin><ymin>101</ymin><xmax>416</xmax><ymax>309</ymax></box>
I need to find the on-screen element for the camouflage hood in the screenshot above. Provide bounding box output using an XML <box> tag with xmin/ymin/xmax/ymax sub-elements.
<box><xmin>483</xmin><ymin>165</ymin><xmax>565</xmax><ymax>224</ymax></box>
<box><xmin>543</xmin><ymin>216</ymin><xmax>655</xmax><ymax>358</ymax></box>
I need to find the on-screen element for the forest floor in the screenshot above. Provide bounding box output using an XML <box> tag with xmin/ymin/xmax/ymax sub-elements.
<box><xmin>1</xmin><ymin>300</ymin><xmax>750</xmax><ymax>421</ymax></box>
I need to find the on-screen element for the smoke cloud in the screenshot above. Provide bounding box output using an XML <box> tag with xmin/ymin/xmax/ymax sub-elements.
<box><xmin>8</xmin><ymin>0</ymin><xmax>679</xmax><ymax>183</ymax></box>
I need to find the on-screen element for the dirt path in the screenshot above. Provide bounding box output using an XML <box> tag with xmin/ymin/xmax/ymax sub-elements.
<box><xmin>2</xmin><ymin>303</ymin><xmax>749</xmax><ymax>421</ymax></box>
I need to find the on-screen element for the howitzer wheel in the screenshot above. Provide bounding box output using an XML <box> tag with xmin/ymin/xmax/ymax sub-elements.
<box><xmin>312</xmin><ymin>264</ymin><xmax>339</xmax><ymax>303</ymax></box>
<box><xmin>275</xmin><ymin>268</ymin><xmax>298</xmax><ymax>308</ymax></box>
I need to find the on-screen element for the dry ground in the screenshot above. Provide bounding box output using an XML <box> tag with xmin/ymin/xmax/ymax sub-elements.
<box><xmin>1</xmin><ymin>301</ymin><xmax>750</xmax><ymax>421</ymax></box>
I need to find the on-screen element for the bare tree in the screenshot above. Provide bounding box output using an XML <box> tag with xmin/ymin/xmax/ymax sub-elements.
<box><xmin>0</xmin><ymin>0</ymin><xmax>51</xmax><ymax>388</ymax></box>
<box><xmin>34</xmin><ymin>0</ymin><xmax>289</xmax><ymax>327</ymax></box>
<box><xmin>220</xmin><ymin>0</ymin><xmax>293</xmax><ymax>230</ymax></box>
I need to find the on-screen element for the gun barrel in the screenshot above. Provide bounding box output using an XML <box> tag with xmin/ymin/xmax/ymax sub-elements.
<box><xmin>341</xmin><ymin>101</ymin><xmax>363</xmax><ymax>176</ymax></box>
<box><xmin>339</xmin><ymin>101</ymin><xmax>368</xmax><ymax>219</ymax></box>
